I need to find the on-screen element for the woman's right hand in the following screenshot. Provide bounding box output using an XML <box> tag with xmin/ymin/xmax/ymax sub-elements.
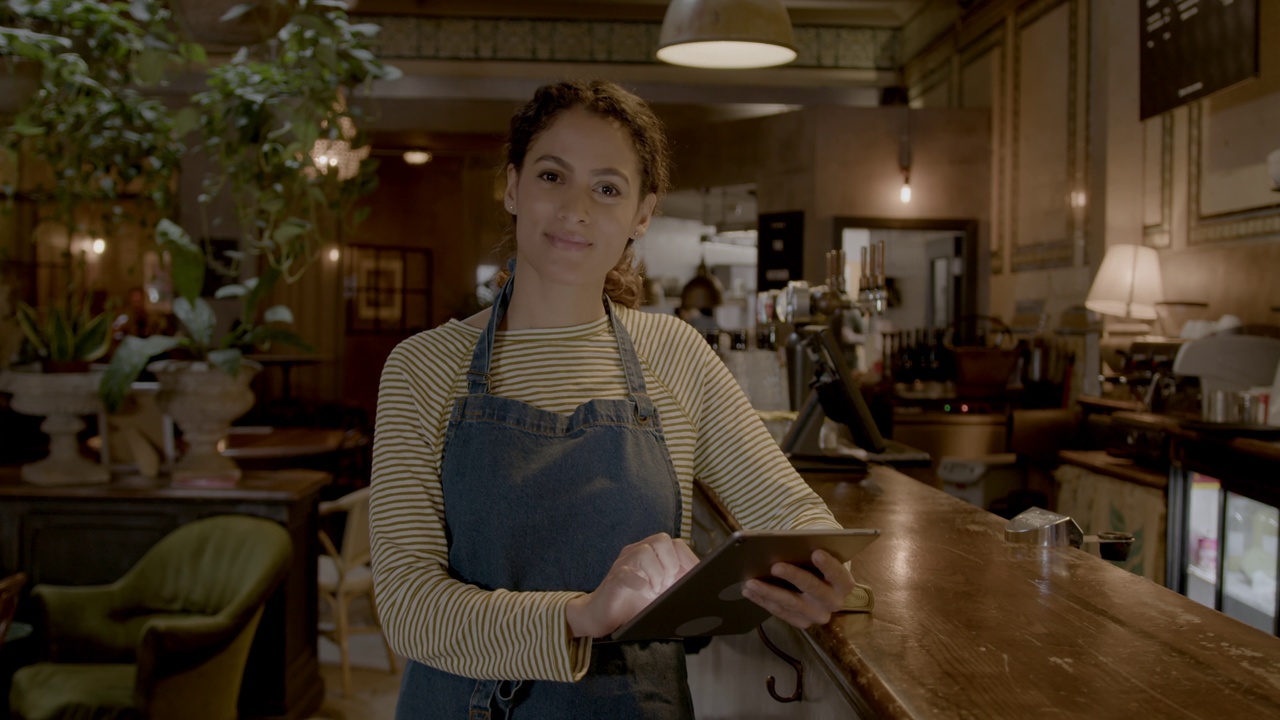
<box><xmin>565</xmin><ymin>532</ymin><xmax>699</xmax><ymax>639</ymax></box>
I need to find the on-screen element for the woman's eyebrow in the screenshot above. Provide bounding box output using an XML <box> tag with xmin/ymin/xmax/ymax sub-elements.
<box><xmin>533</xmin><ymin>154</ymin><xmax>631</xmax><ymax>185</ymax></box>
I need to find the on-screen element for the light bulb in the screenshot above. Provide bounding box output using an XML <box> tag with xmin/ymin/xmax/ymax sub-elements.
<box><xmin>328</xmin><ymin>247</ymin><xmax>341</xmax><ymax>263</ymax></box>
<box><xmin>403</xmin><ymin>150</ymin><xmax>433</xmax><ymax>165</ymax></box>
<box><xmin>91</xmin><ymin>238</ymin><xmax>106</xmax><ymax>254</ymax></box>
<box><xmin>900</xmin><ymin>182</ymin><xmax>912</xmax><ymax>204</ymax></box>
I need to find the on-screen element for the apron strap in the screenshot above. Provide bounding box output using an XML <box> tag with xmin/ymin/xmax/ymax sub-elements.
<box><xmin>603</xmin><ymin>295</ymin><xmax>657</xmax><ymax>423</ymax></box>
<box><xmin>467</xmin><ymin>260</ymin><xmax>657</xmax><ymax>425</ymax></box>
<box><xmin>467</xmin><ymin>260</ymin><xmax>517</xmax><ymax>395</ymax></box>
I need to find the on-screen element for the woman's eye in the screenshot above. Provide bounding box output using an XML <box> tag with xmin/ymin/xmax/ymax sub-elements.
<box><xmin>598</xmin><ymin>184</ymin><xmax>619</xmax><ymax>197</ymax></box>
<box><xmin>539</xmin><ymin>171</ymin><xmax>560</xmax><ymax>183</ymax></box>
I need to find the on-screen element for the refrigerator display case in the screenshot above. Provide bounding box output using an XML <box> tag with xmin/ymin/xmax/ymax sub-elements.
<box><xmin>1170</xmin><ymin>445</ymin><xmax>1280</xmax><ymax>636</ymax></box>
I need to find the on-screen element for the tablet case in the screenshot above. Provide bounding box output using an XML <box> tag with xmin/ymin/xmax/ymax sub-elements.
<box><xmin>607</xmin><ymin>528</ymin><xmax>879</xmax><ymax>642</ymax></box>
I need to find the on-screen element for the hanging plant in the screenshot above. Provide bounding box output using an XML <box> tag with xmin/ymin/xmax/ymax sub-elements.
<box><xmin>0</xmin><ymin>0</ymin><xmax>200</xmax><ymax>240</ymax></box>
<box><xmin>192</xmin><ymin>0</ymin><xmax>400</xmax><ymax>283</ymax></box>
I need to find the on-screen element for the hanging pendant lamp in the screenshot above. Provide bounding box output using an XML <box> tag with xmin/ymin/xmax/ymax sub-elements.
<box><xmin>656</xmin><ymin>0</ymin><xmax>798</xmax><ymax>70</ymax></box>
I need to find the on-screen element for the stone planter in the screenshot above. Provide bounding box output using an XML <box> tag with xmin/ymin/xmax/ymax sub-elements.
<box><xmin>1</xmin><ymin>368</ymin><xmax>109</xmax><ymax>486</ymax></box>
<box><xmin>150</xmin><ymin>359</ymin><xmax>261</xmax><ymax>485</ymax></box>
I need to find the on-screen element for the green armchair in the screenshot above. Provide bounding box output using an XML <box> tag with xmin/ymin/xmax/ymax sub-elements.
<box><xmin>8</xmin><ymin>514</ymin><xmax>293</xmax><ymax>720</ymax></box>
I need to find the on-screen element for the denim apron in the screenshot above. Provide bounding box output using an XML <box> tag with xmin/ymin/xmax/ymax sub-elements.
<box><xmin>395</xmin><ymin>268</ymin><xmax>694</xmax><ymax>720</ymax></box>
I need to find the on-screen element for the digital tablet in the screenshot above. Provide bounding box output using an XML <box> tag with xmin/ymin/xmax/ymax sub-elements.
<box><xmin>607</xmin><ymin>528</ymin><xmax>879</xmax><ymax>642</ymax></box>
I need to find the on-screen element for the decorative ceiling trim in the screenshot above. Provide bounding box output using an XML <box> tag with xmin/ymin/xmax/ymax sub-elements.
<box><xmin>371</xmin><ymin>16</ymin><xmax>899</xmax><ymax>70</ymax></box>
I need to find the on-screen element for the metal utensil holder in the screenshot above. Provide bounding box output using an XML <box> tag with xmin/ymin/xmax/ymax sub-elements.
<box><xmin>1004</xmin><ymin>507</ymin><xmax>1135</xmax><ymax>561</ymax></box>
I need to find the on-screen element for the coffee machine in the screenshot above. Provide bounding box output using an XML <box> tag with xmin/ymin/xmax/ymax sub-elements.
<box><xmin>776</xmin><ymin>242</ymin><xmax>887</xmax><ymax>411</ymax></box>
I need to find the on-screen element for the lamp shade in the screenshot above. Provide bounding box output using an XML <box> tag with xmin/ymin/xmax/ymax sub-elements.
<box><xmin>1085</xmin><ymin>244</ymin><xmax>1163</xmax><ymax>320</ymax></box>
<box><xmin>657</xmin><ymin>0</ymin><xmax>797</xmax><ymax>69</ymax></box>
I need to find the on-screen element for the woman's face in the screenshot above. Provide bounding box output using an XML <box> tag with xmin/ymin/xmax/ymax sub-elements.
<box><xmin>505</xmin><ymin>107</ymin><xmax>657</xmax><ymax>294</ymax></box>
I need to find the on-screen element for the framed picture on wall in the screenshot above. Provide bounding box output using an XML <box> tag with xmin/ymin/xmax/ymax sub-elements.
<box><xmin>345</xmin><ymin>244</ymin><xmax>431</xmax><ymax>334</ymax></box>
<box><xmin>356</xmin><ymin>253</ymin><xmax>403</xmax><ymax>322</ymax></box>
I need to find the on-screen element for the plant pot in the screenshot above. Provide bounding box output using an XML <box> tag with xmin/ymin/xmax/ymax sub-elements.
<box><xmin>149</xmin><ymin>359</ymin><xmax>261</xmax><ymax>485</ymax></box>
<box><xmin>170</xmin><ymin>0</ymin><xmax>295</xmax><ymax>47</ymax></box>
<box><xmin>0</xmin><ymin>368</ymin><xmax>109</xmax><ymax>486</ymax></box>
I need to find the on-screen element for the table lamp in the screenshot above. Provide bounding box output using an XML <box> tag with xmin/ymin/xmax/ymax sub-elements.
<box><xmin>1085</xmin><ymin>244</ymin><xmax>1163</xmax><ymax>323</ymax></box>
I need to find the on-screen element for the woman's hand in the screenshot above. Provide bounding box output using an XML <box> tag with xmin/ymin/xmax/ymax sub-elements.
<box><xmin>565</xmin><ymin>532</ymin><xmax>699</xmax><ymax>639</ymax></box>
<box><xmin>741</xmin><ymin>549</ymin><xmax>855</xmax><ymax>629</ymax></box>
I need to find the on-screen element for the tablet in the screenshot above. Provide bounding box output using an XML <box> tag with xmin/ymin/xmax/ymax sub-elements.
<box><xmin>607</xmin><ymin>528</ymin><xmax>879</xmax><ymax>642</ymax></box>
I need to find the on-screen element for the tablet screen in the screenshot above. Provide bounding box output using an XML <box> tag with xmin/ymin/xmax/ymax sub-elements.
<box><xmin>607</xmin><ymin>528</ymin><xmax>879</xmax><ymax>643</ymax></box>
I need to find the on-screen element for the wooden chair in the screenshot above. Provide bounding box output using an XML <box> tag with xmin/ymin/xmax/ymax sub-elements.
<box><xmin>318</xmin><ymin>487</ymin><xmax>397</xmax><ymax>696</ymax></box>
<box><xmin>0</xmin><ymin>571</ymin><xmax>28</xmax><ymax>649</ymax></box>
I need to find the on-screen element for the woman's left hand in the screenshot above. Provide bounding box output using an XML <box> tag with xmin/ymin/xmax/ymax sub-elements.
<box><xmin>740</xmin><ymin>549</ymin><xmax>856</xmax><ymax>629</ymax></box>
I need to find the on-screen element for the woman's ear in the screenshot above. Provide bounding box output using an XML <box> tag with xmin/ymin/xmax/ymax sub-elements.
<box><xmin>504</xmin><ymin>163</ymin><xmax>519</xmax><ymax>212</ymax></box>
<box><xmin>632</xmin><ymin>193</ymin><xmax>658</xmax><ymax>238</ymax></box>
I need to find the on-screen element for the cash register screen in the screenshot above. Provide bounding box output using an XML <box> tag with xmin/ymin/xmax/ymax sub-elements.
<box><xmin>805</xmin><ymin>327</ymin><xmax>889</xmax><ymax>455</ymax></box>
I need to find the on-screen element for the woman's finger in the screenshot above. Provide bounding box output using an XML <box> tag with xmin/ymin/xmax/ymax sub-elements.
<box><xmin>742</xmin><ymin>579</ymin><xmax>829</xmax><ymax>628</ymax></box>
<box><xmin>812</xmin><ymin>550</ymin><xmax>856</xmax><ymax>597</ymax></box>
<box><xmin>673</xmin><ymin>538</ymin><xmax>700</xmax><ymax>574</ymax></box>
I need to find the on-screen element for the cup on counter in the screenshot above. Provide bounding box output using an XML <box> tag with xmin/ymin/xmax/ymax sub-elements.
<box><xmin>1204</xmin><ymin>390</ymin><xmax>1238</xmax><ymax>423</ymax></box>
<box><xmin>1240</xmin><ymin>389</ymin><xmax>1270</xmax><ymax>425</ymax></box>
<box><xmin>1204</xmin><ymin>389</ymin><xmax>1271</xmax><ymax>425</ymax></box>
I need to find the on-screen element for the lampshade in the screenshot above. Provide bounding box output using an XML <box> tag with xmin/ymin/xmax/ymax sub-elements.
<box><xmin>656</xmin><ymin>0</ymin><xmax>797</xmax><ymax>69</ymax></box>
<box><xmin>1085</xmin><ymin>244</ymin><xmax>1163</xmax><ymax>321</ymax></box>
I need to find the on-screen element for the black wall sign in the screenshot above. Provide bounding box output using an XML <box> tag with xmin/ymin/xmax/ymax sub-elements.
<box><xmin>1139</xmin><ymin>0</ymin><xmax>1259</xmax><ymax>120</ymax></box>
<box><xmin>756</xmin><ymin>211</ymin><xmax>804</xmax><ymax>291</ymax></box>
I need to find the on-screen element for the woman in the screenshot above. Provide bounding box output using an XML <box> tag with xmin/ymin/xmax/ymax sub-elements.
<box><xmin>371</xmin><ymin>79</ymin><xmax>868</xmax><ymax>719</ymax></box>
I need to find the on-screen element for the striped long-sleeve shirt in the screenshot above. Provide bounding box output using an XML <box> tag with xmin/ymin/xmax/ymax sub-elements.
<box><xmin>370</xmin><ymin>305</ymin><xmax>841</xmax><ymax>682</ymax></box>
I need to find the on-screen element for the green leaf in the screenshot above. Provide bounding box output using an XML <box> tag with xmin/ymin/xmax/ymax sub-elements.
<box><xmin>173</xmin><ymin>297</ymin><xmax>217</xmax><ymax>347</ymax></box>
<box><xmin>245</xmin><ymin>326</ymin><xmax>312</xmax><ymax>353</ymax></box>
<box><xmin>220</xmin><ymin>3</ymin><xmax>257</xmax><ymax>22</ymax></box>
<box><xmin>99</xmin><ymin>335</ymin><xmax>181</xmax><ymax>413</ymax></box>
<box><xmin>241</xmin><ymin>266</ymin><xmax>280</xmax><ymax>326</ymax></box>
<box><xmin>214</xmin><ymin>283</ymin><xmax>249</xmax><ymax>299</ymax></box>
<box><xmin>15</xmin><ymin>304</ymin><xmax>47</xmax><ymax>356</ymax></box>
<box><xmin>73</xmin><ymin>313</ymin><xmax>111</xmax><ymax>362</ymax></box>
<box><xmin>263</xmin><ymin>304</ymin><xmax>293</xmax><ymax>324</ymax></box>
<box><xmin>207</xmin><ymin>348</ymin><xmax>243</xmax><ymax>377</ymax></box>
<box><xmin>156</xmin><ymin>219</ymin><xmax>205</xmax><ymax>303</ymax></box>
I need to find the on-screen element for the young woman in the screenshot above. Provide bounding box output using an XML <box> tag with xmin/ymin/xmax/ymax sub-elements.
<box><xmin>371</xmin><ymin>79</ymin><xmax>867</xmax><ymax>719</ymax></box>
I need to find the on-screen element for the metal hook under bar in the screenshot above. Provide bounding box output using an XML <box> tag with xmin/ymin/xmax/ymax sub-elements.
<box><xmin>757</xmin><ymin>625</ymin><xmax>804</xmax><ymax>703</ymax></box>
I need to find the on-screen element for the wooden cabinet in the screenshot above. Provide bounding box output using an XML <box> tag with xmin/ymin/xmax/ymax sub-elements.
<box><xmin>0</xmin><ymin>469</ymin><xmax>328</xmax><ymax>720</ymax></box>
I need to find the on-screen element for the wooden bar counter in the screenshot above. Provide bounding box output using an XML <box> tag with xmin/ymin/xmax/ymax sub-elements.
<box><xmin>723</xmin><ymin>466</ymin><xmax>1280</xmax><ymax>718</ymax></box>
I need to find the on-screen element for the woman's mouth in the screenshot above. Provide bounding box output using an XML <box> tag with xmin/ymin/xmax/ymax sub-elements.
<box><xmin>547</xmin><ymin>232</ymin><xmax>592</xmax><ymax>252</ymax></box>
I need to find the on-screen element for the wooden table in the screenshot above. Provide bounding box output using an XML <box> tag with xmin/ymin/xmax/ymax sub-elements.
<box><xmin>221</xmin><ymin>426</ymin><xmax>348</xmax><ymax>460</ymax></box>
<box><xmin>245</xmin><ymin>354</ymin><xmax>327</xmax><ymax>401</ymax></box>
<box><xmin>797</xmin><ymin>466</ymin><xmax>1280</xmax><ymax>718</ymax></box>
<box><xmin>0</xmin><ymin>468</ymin><xmax>329</xmax><ymax>720</ymax></box>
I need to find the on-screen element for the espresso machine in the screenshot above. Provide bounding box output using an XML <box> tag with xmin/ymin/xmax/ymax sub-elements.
<box><xmin>775</xmin><ymin>241</ymin><xmax>887</xmax><ymax>411</ymax></box>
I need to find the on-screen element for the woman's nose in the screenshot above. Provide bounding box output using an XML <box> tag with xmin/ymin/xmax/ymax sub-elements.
<box><xmin>557</xmin><ymin>188</ymin><xmax>591</xmax><ymax>223</ymax></box>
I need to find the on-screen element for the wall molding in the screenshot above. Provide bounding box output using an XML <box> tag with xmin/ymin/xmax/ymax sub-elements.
<box><xmin>371</xmin><ymin>16</ymin><xmax>899</xmax><ymax>70</ymax></box>
<box><xmin>1011</xmin><ymin>0</ymin><xmax>1076</xmax><ymax>271</ymax></box>
<box><xmin>959</xmin><ymin>25</ymin><xmax>1006</xmax><ymax>274</ymax></box>
<box><xmin>1143</xmin><ymin>113</ymin><xmax>1173</xmax><ymax>249</ymax></box>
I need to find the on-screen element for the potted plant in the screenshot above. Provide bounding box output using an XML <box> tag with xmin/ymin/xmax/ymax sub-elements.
<box><xmin>0</xmin><ymin>0</ymin><xmax>196</xmax><ymax>485</ymax></box>
<box><xmin>0</xmin><ymin>0</ymin><xmax>197</xmax><ymax>238</ymax></box>
<box><xmin>191</xmin><ymin>0</ymin><xmax>399</xmax><ymax>282</ymax></box>
<box><xmin>0</xmin><ymin>282</ymin><xmax>112</xmax><ymax>485</ymax></box>
<box><xmin>101</xmin><ymin>219</ymin><xmax>308</xmax><ymax>484</ymax></box>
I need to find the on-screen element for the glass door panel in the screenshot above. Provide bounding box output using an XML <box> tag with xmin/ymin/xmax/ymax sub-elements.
<box><xmin>1222</xmin><ymin>492</ymin><xmax>1279</xmax><ymax>634</ymax></box>
<box><xmin>1186</xmin><ymin>472</ymin><xmax>1220</xmax><ymax>608</ymax></box>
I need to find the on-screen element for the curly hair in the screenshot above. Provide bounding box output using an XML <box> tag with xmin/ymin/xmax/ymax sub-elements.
<box><xmin>493</xmin><ymin>79</ymin><xmax>672</xmax><ymax>309</ymax></box>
